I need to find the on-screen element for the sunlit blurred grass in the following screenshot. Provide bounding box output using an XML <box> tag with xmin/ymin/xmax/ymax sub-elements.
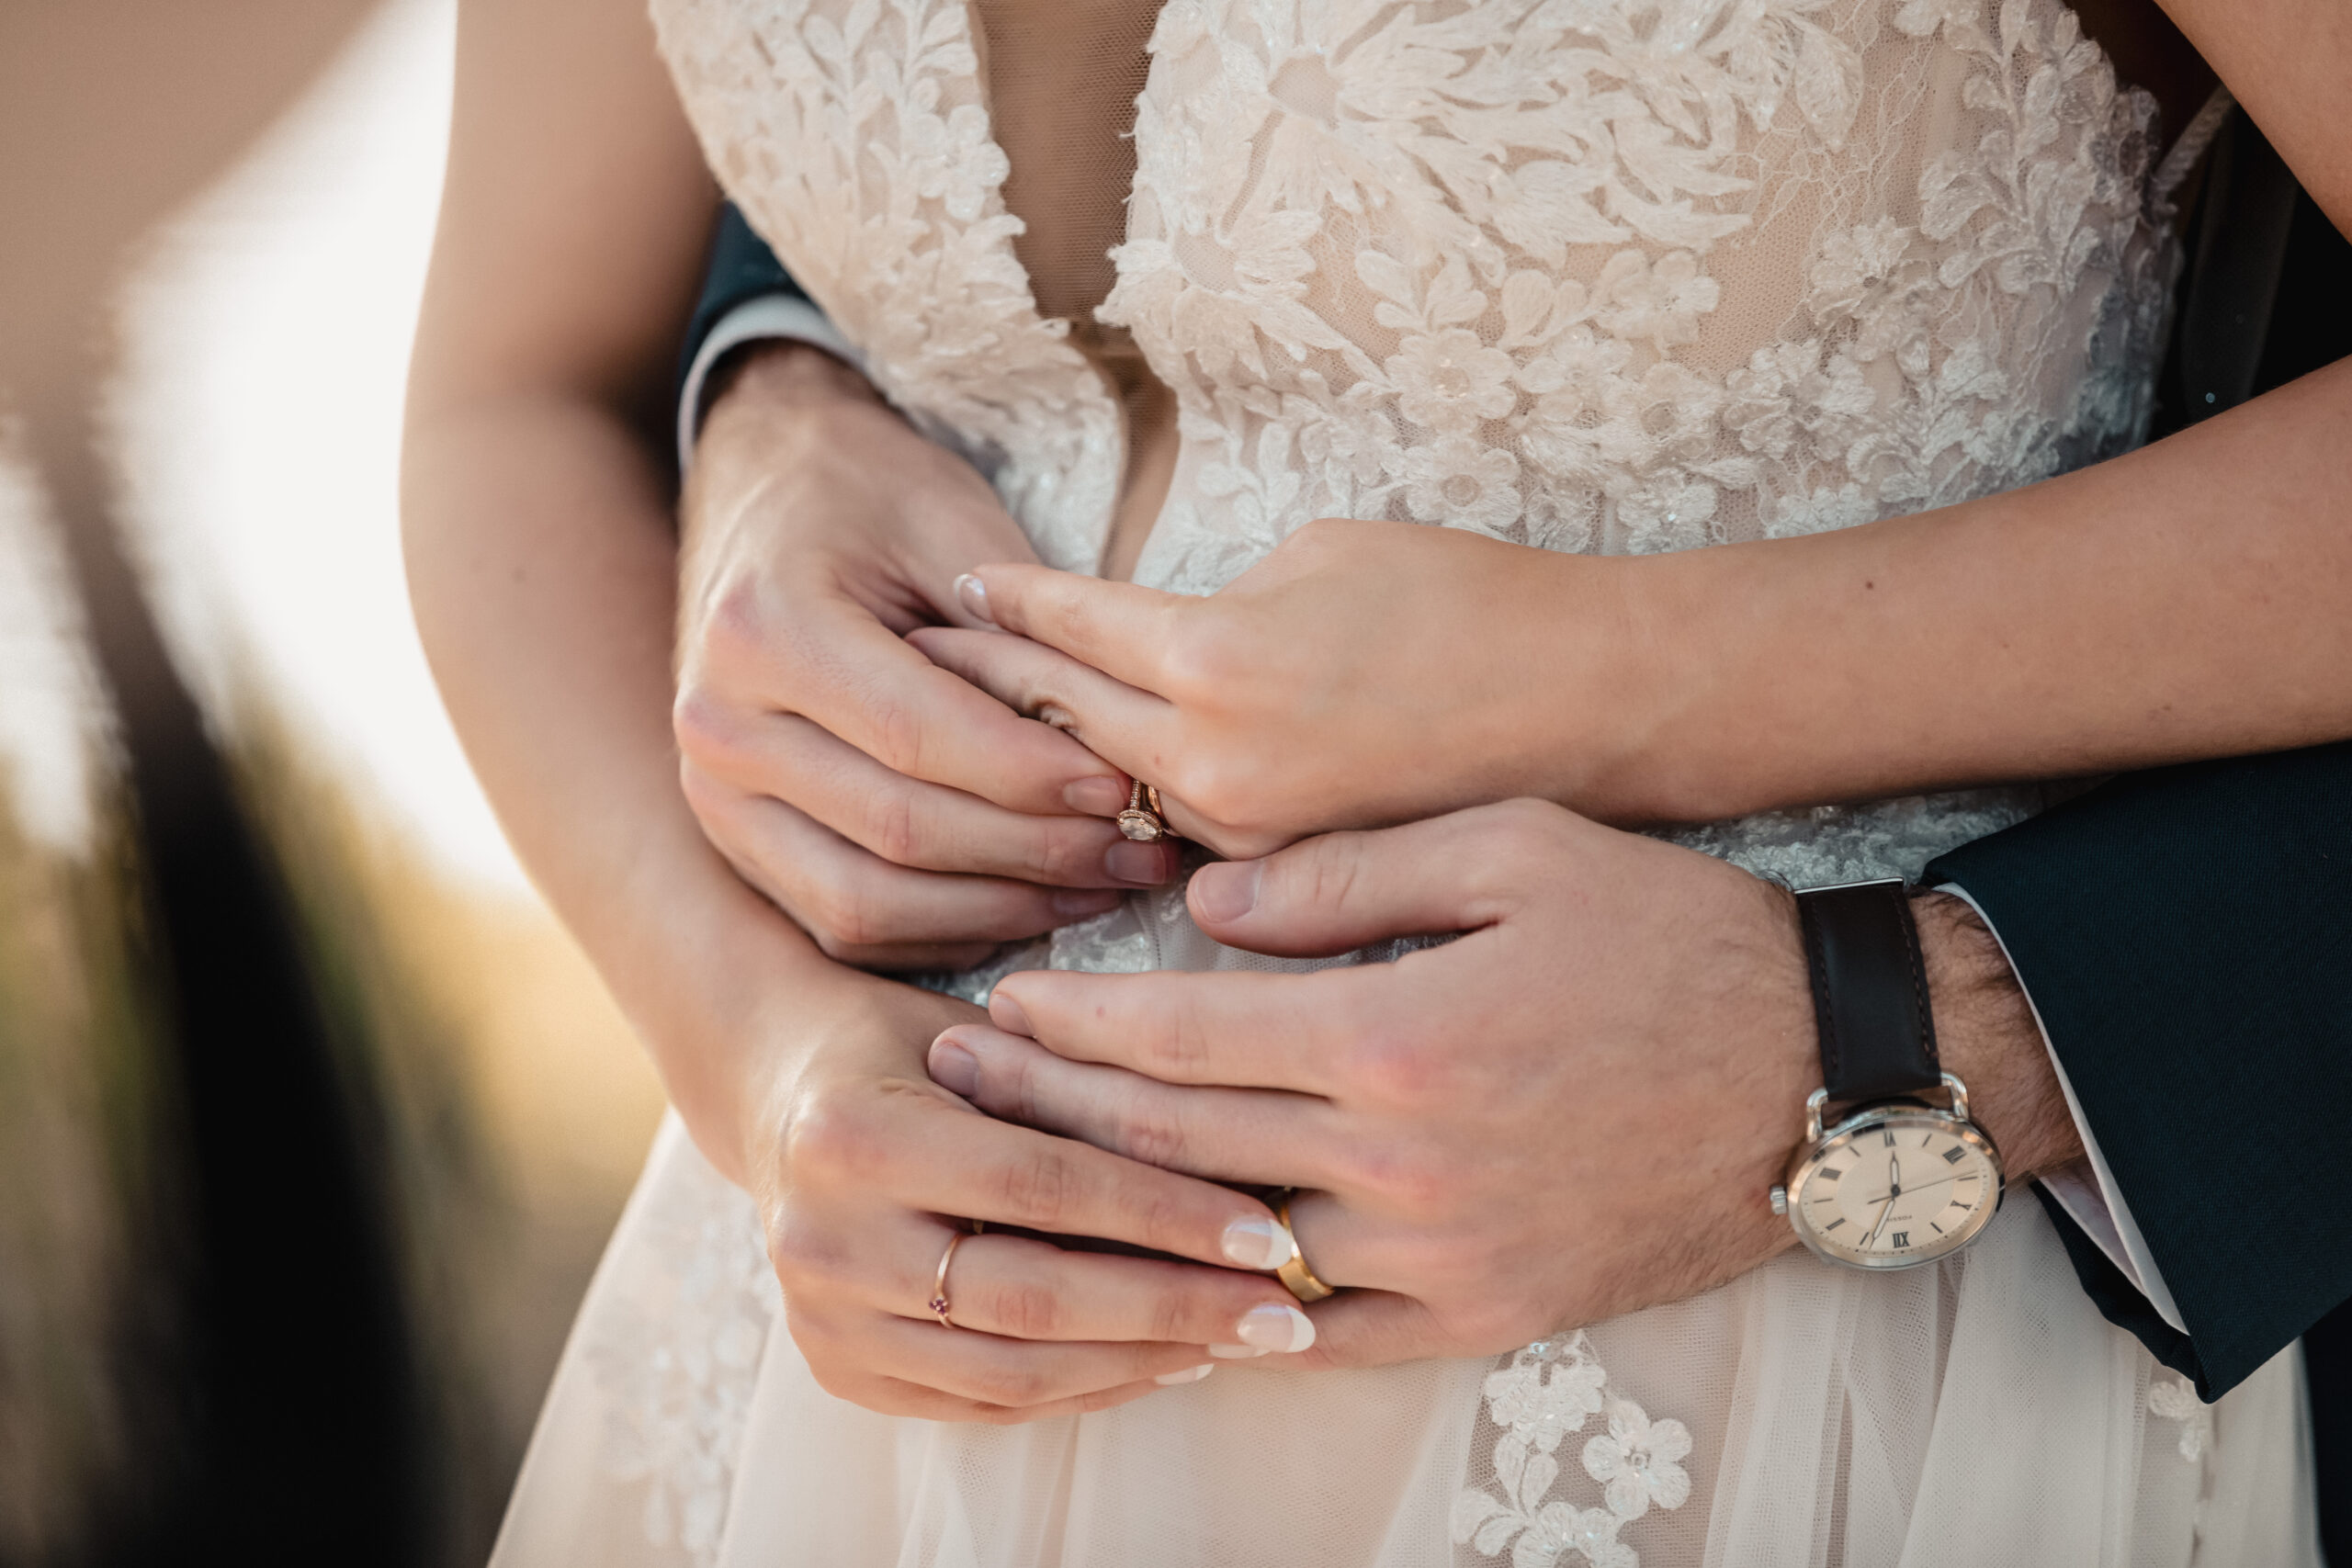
<box><xmin>231</xmin><ymin>701</ymin><xmax>666</xmax><ymax>1553</ymax></box>
<box><xmin>0</xmin><ymin>767</ymin><xmax>156</xmax><ymax>1560</ymax></box>
<box><xmin>0</xmin><ymin>696</ymin><xmax>667</xmax><ymax>1562</ymax></box>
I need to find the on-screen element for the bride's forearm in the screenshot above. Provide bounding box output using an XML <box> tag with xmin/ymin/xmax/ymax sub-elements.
<box><xmin>401</xmin><ymin>393</ymin><xmax>904</xmax><ymax>1182</ymax></box>
<box><xmin>1593</xmin><ymin>356</ymin><xmax>2352</xmax><ymax>823</ymax></box>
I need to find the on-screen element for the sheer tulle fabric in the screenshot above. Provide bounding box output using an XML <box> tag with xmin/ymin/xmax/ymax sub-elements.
<box><xmin>495</xmin><ymin>1120</ymin><xmax>2312</xmax><ymax>1567</ymax></box>
<box><xmin>492</xmin><ymin>0</ymin><xmax>2320</xmax><ymax>1561</ymax></box>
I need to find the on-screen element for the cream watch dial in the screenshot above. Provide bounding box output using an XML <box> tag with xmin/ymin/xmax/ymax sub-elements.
<box><xmin>1787</xmin><ymin>1108</ymin><xmax>2001</xmax><ymax>1269</ymax></box>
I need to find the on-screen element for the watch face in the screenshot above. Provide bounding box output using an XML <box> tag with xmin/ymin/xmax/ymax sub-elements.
<box><xmin>1787</xmin><ymin>1107</ymin><xmax>2003</xmax><ymax>1269</ymax></box>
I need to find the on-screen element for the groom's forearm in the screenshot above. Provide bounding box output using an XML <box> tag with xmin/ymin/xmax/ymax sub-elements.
<box><xmin>1927</xmin><ymin>741</ymin><xmax>2352</xmax><ymax>1398</ymax></box>
<box><xmin>1910</xmin><ymin>892</ymin><xmax>2084</xmax><ymax>1181</ymax></box>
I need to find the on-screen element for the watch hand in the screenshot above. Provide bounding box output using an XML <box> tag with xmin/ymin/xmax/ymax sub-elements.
<box><xmin>1860</xmin><ymin>1190</ymin><xmax>1898</xmax><ymax>1250</ymax></box>
<box><xmin>1861</xmin><ymin>1171</ymin><xmax>1968</xmax><ymax>1206</ymax></box>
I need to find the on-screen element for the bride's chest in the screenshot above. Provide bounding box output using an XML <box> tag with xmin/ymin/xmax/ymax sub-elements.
<box><xmin>657</xmin><ymin>0</ymin><xmax>2171</xmax><ymax>569</ymax></box>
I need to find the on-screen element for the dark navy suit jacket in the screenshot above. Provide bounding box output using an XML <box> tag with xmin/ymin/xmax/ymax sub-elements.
<box><xmin>680</xmin><ymin>108</ymin><xmax>2352</xmax><ymax>1552</ymax></box>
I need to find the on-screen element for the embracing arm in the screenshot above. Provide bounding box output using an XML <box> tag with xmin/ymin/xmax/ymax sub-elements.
<box><xmin>1927</xmin><ymin>741</ymin><xmax>2352</xmax><ymax>1399</ymax></box>
<box><xmin>1640</xmin><ymin>0</ymin><xmax>2352</xmax><ymax>824</ymax></box>
<box><xmin>402</xmin><ymin>0</ymin><xmax>1312</xmax><ymax>1424</ymax></box>
<box><xmin>928</xmin><ymin>11</ymin><xmax>2352</xmax><ymax>850</ymax></box>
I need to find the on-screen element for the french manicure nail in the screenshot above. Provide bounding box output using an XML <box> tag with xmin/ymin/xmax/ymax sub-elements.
<box><xmin>955</xmin><ymin>573</ymin><xmax>993</xmax><ymax>623</ymax></box>
<box><xmin>1053</xmin><ymin>889</ymin><xmax>1125</xmax><ymax>920</ymax></box>
<box><xmin>1104</xmin><ymin>840</ymin><xmax>1170</xmax><ymax>887</ymax></box>
<box><xmin>989</xmin><ymin>990</ymin><xmax>1034</xmax><ymax>1038</ymax></box>
<box><xmin>1190</xmin><ymin>861</ymin><xmax>1261</xmax><ymax>924</ymax></box>
<box><xmin>1236</xmin><ymin>1303</ymin><xmax>1317</xmax><ymax>1354</ymax></box>
<box><xmin>927</xmin><ymin>1038</ymin><xmax>978</xmax><ymax>1098</ymax></box>
<box><xmin>1065</xmin><ymin>776</ymin><xmax>1128</xmax><ymax>816</ymax></box>
<box><xmin>1155</xmin><ymin>1363</ymin><xmax>1215</xmax><ymax>1386</ymax></box>
<box><xmin>1221</xmin><ymin>1216</ymin><xmax>1296</xmax><ymax>1270</ymax></box>
<box><xmin>1209</xmin><ymin>1342</ymin><xmax>1272</xmax><ymax>1359</ymax></box>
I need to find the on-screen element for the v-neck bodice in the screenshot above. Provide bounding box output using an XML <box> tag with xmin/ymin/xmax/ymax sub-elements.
<box><xmin>539</xmin><ymin>7</ymin><xmax>2309</xmax><ymax>1565</ymax></box>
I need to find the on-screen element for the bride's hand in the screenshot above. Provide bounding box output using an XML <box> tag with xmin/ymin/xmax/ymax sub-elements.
<box><xmin>907</xmin><ymin>519</ymin><xmax>1634</xmax><ymax>858</ymax></box>
<box><xmin>928</xmin><ymin>802</ymin><xmax>2083</xmax><ymax>1365</ymax></box>
<box><xmin>744</xmin><ymin>981</ymin><xmax>1317</xmax><ymax>1420</ymax></box>
<box><xmin>673</xmin><ymin>344</ymin><xmax>1181</xmax><ymax>970</ymax></box>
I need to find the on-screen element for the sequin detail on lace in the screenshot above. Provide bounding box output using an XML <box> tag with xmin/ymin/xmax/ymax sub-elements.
<box><xmin>1452</xmin><ymin>1332</ymin><xmax>1691</xmax><ymax>1568</ymax></box>
<box><xmin>2148</xmin><ymin>1375</ymin><xmax>2214</xmax><ymax>1464</ymax></box>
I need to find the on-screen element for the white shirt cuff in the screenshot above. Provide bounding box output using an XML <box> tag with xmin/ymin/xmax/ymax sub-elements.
<box><xmin>675</xmin><ymin>294</ymin><xmax>866</xmax><ymax>471</ymax></box>
<box><xmin>1932</xmin><ymin>883</ymin><xmax>2188</xmax><ymax>1334</ymax></box>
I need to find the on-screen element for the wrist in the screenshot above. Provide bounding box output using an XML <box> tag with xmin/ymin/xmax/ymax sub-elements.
<box><xmin>702</xmin><ymin>336</ymin><xmax>881</xmax><ymax>426</ymax></box>
<box><xmin>1909</xmin><ymin>888</ymin><xmax>2084</xmax><ymax>1180</ymax></box>
<box><xmin>1540</xmin><ymin>547</ymin><xmax>1748</xmax><ymax>826</ymax></box>
<box><xmin>586</xmin><ymin>847</ymin><xmax>889</xmax><ymax>1188</ymax></box>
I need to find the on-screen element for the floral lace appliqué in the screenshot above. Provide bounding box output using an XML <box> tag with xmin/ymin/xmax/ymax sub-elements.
<box><xmin>1452</xmin><ymin>1332</ymin><xmax>1692</xmax><ymax>1567</ymax></box>
<box><xmin>585</xmin><ymin>1134</ymin><xmax>779</xmax><ymax>1566</ymax></box>
<box><xmin>2148</xmin><ymin>1374</ymin><xmax>2215</xmax><ymax>1463</ymax></box>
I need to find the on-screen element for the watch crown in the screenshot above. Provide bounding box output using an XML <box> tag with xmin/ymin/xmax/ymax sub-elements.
<box><xmin>1769</xmin><ymin>1185</ymin><xmax>1788</xmax><ymax>1216</ymax></box>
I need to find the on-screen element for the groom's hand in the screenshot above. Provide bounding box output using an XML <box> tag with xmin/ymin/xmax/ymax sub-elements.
<box><xmin>673</xmin><ymin>344</ymin><xmax>1179</xmax><ymax>969</ymax></box>
<box><xmin>930</xmin><ymin>800</ymin><xmax>2079</xmax><ymax>1367</ymax></box>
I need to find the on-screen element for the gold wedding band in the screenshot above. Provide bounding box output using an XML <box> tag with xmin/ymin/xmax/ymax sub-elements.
<box><xmin>1116</xmin><ymin>781</ymin><xmax>1179</xmax><ymax>842</ymax></box>
<box><xmin>929</xmin><ymin>1227</ymin><xmax>971</xmax><ymax>1327</ymax></box>
<box><xmin>1273</xmin><ymin>1190</ymin><xmax>1336</xmax><ymax>1303</ymax></box>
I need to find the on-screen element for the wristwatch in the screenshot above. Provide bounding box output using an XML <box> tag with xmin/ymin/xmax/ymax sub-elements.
<box><xmin>1769</xmin><ymin>879</ymin><xmax>2005</xmax><ymax>1269</ymax></box>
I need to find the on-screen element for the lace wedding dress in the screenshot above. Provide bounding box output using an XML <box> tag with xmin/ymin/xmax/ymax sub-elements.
<box><xmin>492</xmin><ymin>2</ymin><xmax>2319</xmax><ymax>1562</ymax></box>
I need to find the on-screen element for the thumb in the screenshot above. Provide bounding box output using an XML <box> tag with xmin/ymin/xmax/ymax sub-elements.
<box><xmin>1186</xmin><ymin>807</ymin><xmax>1532</xmax><ymax>958</ymax></box>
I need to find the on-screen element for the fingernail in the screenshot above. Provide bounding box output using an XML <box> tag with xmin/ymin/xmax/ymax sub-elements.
<box><xmin>1053</xmin><ymin>889</ymin><xmax>1125</xmax><ymax>920</ymax></box>
<box><xmin>1104</xmin><ymin>840</ymin><xmax>1171</xmax><ymax>887</ymax></box>
<box><xmin>1221</xmin><ymin>1215</ymin><xmax>1295</xmax><ymax>1270</ymax></box>
<box><xmin>1190</xmin><ymin>861</ymin><xmax>1261</xmax><ymax>924</ymax></box>
<box><xmin>989</xmin><ymin>990</ymin><xmax>1034</xmax><ymax>1038</ymax></box>
<box><xmin>1209</xmin><ymin>1343</ymin><xmax>1272</xmax><ymax>1359</ymax></box>
<box><xmin>955</xmin><ymin>573</ymin><xmax>993</xmax><ymax>624</ymax></box>
<box><xmin>1064</xmin><ymin>776</ymin><xmax>1128</xmax><ymax>816</ymax></box>
<box><xmin>927</xmin><ymin>1037</ymin><xmax>978</xmax><ymax>1098</ymax></box>
<box><xmin>1236</xmin><ymin>1303</ymin><xmax>1317</xmax><ymax>1354</ymax></box>
<box><xmin>1155</xmin><ymin>1363</ymin><xmax>1215</xmax><ymax>1386</ymax></box>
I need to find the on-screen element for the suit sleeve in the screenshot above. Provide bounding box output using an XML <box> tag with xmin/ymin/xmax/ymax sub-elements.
<box><xmin>1924</xmin><ymin>741</ymin><xmax>2352</xmax><ymax>1399</ymax></box>
<box><xmin>673</xmin><ymin>204</ymin><xmax>863</xmax><ymax>466</ymax></box>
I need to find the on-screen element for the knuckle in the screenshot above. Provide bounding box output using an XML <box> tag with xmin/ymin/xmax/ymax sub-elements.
<box><xmin>1156</xmin><ymin>620</ymin><xmax>1231</xmax><ymax>696</ymax></box>
<box><xmin>976</xmin><ymin>1362</ymin><xmax>1051</xmax><ymax>1409</ymax></box>
<box><xmin>861</xmin><ymin>688</ymin><xmax>930</xmax><ymax>780</ymax></box>
<box><xmin>802</xmin><ymin>865</ymin><xmax>887</xmax><ymax>951</ymax></box>
<box><xmin>763</xmin><ymin>1211</ymin><xmax>843</xmax><ymax>1297</ymax></box>
<box><xmin>1122</xmin><ymin>1179</ymin><xmax>1192</xmax><ymax>1256</ymax></box>
<box><xmin>1144</xmin><ymin>998</ymin><xmax>1215</xmax><ymax>1084</ymax></box>
<box><xmin>1295</xmin><ymin>838</ymin><xmax>1367</xmax><ymax>918</ymax></box>
<box><xmin>1174</xmin><ymin>760</ymin><xmax>1291</xmax><ymax>849</ymax></box>
<box><xmin>699</xmin><ymin>579</ymin><xmax>774</xmax><ymax>678</ymax></box>
<box><xmin>1147</xmin><ymin>1284</ymin><xmax>1205</xmax><ymax>1346</ymax></box>
<box><xmin>1027</xmin><ymin>820</ymin><xmax>1099</xmax><ymax>886</ymax></box>
<box><xmin>989</xmin><ymin>1278</ymin><xmax>1068</xmax><ymax>1341</ymax></box>
<box><xmin>670</xmin><ymin>688</ymin><xmax>740</xmax><ymax>768</ymax></box>
<box><xmin>1343</xmin><ymin>1021</ymin><xmax>1448</xmax><ymax>1107</ymax></box>
<box><xmin>1116</xmin><ymin>1099</ymin><xmax>1192</xmax><ymax>1172</ymax></box>
<box><xmin>865</xmin><ymin>780</ymin><xmax>924</xmax><ymax>868</ymax></box>
<box><xmin>783</xmin><ymin>1089</ymin><xmax>885</xmax><ymax>1189</ymax></box>
<box><xmin>994</xmin><ymin>1145</ymin><xmax>1078</xmax><ymax>1229</ymax></box>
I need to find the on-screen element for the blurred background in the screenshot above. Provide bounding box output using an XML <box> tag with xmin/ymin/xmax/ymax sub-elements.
<box><xmin>0</xmin><ymin>3</ymin><xmax>666</xmax><ymax>1562</ymax></box>
<box><xmin>6</xmin><ymin>5</ymin><xmax>2349</xmax><ymax>1567</ymax></box>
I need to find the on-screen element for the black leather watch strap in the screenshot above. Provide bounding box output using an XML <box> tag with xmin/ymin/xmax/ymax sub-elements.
<box><xmin>1795</xmin><ymin>879</ymin><xmax>1942</xmax><ymax>1106</ymax></box>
